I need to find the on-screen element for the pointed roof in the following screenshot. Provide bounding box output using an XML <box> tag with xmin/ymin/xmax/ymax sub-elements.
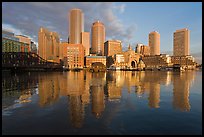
<box><xmin>128</xmin><ymin>44</ymin><xmax>132</xmax><ymax>50</ymax></box>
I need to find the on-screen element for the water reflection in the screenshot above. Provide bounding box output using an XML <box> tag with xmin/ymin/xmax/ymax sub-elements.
<box><xmin>2</xmin><ymin>70</ymin><xmax>196</xmax><ymax>128</ymax></box>
<box><xmin>38</xmin><ymin>73</ymin><xmax>60</xmax><ymax>107</ymax></box>
<box><xmin>172</xmin><ymin>72</ymin><xmax>195</xmax><ymax>111</ymax></box>
<box><xmin>2</xmin><ymin>72</ymin><xmax>38</xmax><ymax>109</ymax></box>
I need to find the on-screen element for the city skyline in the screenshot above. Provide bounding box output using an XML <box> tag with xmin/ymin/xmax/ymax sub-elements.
<box><xmin>2</xmin><ymin>2</ymin><xmax>202</xmax><ymax>63</ymax></box>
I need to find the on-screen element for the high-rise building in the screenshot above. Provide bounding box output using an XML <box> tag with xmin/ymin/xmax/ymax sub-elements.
<box><xmin>38</xmin><ymin>27</ymin><xmax>60</xmax><ymax>62</ymax></box>
<box><xmin>81</xmin><ymin>32</ymin><xmax>90</xmax><ymax>56</ymax></box>
<box><xmin>69</xmin><ymin>8</ymin><xmax>84</xmax><ymax>44</ymax></box>
<box><xmin>173</xmin><ymin>28</ymin><xmax>190</xmax><ymax>56</ymax></box>
<box><xmin>104</xmin><ymin>40</ymin><xmax>122</xmax><ymax>57</ymax></box>
<box><xmin>50</xmin><ymin>32</ymin><xmax>60</xmax><ymax>58</ymax></box>
<box><xmin>91</xmin><ymin>21</ymin><xmax>105</xmax><ymax>55</ymax></box>
<box><xmin>149</xmin><ymin>31</ymin><xmax>160</xmax><ymax>55</ymax></box>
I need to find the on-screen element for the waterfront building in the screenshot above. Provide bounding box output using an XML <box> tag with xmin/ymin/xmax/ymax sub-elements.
<box><xmin>85</xmin><ymin>56</ymin><xmax>106</xmax><ymax>68</ymax></box>
<box><xmin>107</xmin><ymin>44</ymin><xmax>141</xmax><ymax>69</ymax></box>
<box><xmin>91</xmin><ymin>21</ymin><xmax>105</xmax><ymax>55</ymax></box>
<box><xmin>142</xmin><ymin>54</ymin><xmax>172</xmax><ymax>69</ymax></box>
<box><xmin>16</xmin><ymin>35</ymin><xmax>31</xmax><ymax>52</ymax></box>
<box><xmin>2</xmin><ymin>29</ymin><xmax>28</xmax><ymax>52</ymax></box>
<box><xmin>173</xmin><ymin>28</ymin><xmax>190</xmax><ymax>56</ymax></box>
<box><xmin>66</xmin><ymin>44</ymin><xmax>85</xmax><ymax>69</ymax></box>
<box><xmin>69</xmin><ymin>8</ymin><xmax>84</xmax><ymax>44</ymax></box>
<box><xmin>59</xmin><ymin>42</ymin><xmax>69</xmax><ymax>60</ymax></box>
<box><xmin>81</xmin><ymin>32</ymin><xmax>90</xmax><ymax>56</ymax></box>
<box><xmin>135</xmin><ymin>43</ymin><xmax>150</xmax><ymax>56</ymax></box>
<box><xmin>171</xmin><ymin>55</ymin><xmax>196</xmax><ymax>69</ymax></box>
<box><xmin>149</xmin><ymin>31</ymin><xmax>160</xmax><ymax>55</ymax></box>
<box><xmin>104</xmin><ymin>40</ymin><xmax>122</xmax><ymax>57</ymax></box>
<box><xmin>122</xmin><ymin>45</ymin><xmax>141</xmax><ymax>68</ymax></box>
<box><xmin>38</xmin><ymin>27</ymin><xmax>60</xmax><ymax>63</ymax></box>
<box><xmin>112</xmin><ymin>54</ymin><xmax>127</xmax><ymax>69</ymax></box>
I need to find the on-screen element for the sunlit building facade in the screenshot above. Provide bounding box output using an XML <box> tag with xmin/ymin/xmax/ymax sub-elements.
<box><xmin>173</xmin><ymin>28</ymin><xmax>190</xmax><ymax>56</ymax></box>
<box><xmin>104</xmin><ymin>40</ymin><xmax>122</xmax><ymax>57</ymax></box>
<box><xmin>149</xmin><ymin>31</ymin><xmax>160</xmax><ymax>55</ymax></box>
<box><xmin>81</xmin><ymin>32</ymin><xmax>90</xmax><ymax>56</ymax></box>
<box><xmin>91</xmin><ymin>21</ymin><xmax>105</xmax><ymax>55</ymax></box>
<box><xmin>142</xmin><ymin>54</ymin><xmax>171</xmax><ymax>69</ymax></box>
<box><xmin>136</xmin><ymin>43</ymin><xmax>150</xmax><ymax>56</ymax></box>
<box><xmin>66</xmin><ymin>44</ymin><xmax>85</xmax><ymax>69</ymax></box>
<box><xmin>15</xmin><ymin>35</ymin><xmax>31</xmax><ymax>52</ymax></box>
<box><xmin>69</xmin><ymin>8</ymin><xmax>84</xmax><ymax>44</ymax></box>
<box><xmin>2</xmin><ymin>29</ymin><xmax>29</xmax><ymax>52</ymax></box>
<box><xmin>85</xmin><ymin>56</ymin><xmax>106</xmax><ymax>68</ymax></box>
<box><xmin>38</xmin><ymin>27</ymin><xmax>60</xmax><ymax>62</ymax></box>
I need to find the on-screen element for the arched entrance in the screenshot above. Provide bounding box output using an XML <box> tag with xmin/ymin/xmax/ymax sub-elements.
<box><xmin>131</xmin><ymin>61</ymin><xmax>136</xmax><ymax>68</ymax></box>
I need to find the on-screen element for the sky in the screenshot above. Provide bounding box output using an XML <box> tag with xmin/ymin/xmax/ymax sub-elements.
<box><xmin>2</xmin><ymin>2</ymin><xmax>202</xmax><ymax>63</ymax></box>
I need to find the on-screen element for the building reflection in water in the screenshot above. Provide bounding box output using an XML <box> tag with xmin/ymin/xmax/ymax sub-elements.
<box><xmin>2</xmin><ymin>72</ymin><xmax>39</xmax><ymax>108</ymax></box>
<box><xmin>90</xmin><ymin>72</ymin><xmax>106</xmax><ymax>118</ymax></box>
<box><xmin>106</xmin><ymin>71</ymin><xmax>122</xmax><ymax>101</ymax></box>
<box><xmin>66</xmin><ymin>71</ymin><xmax>86</xmax><ymax>128</ymax></box>
<box><xmin>35</xmin><ymin>70</ymin><xmax>196</xmax><ymax>128</ymax></box>
<box><xmin>38</xmin><ymin>73</ymin><xmax>60</xmax><ymax>107</ymax></box>
<box><xmin>172</xmin><ymin>71</ymin><xmax>195</xmax><ymax>111</ymax></box>
<box><xmin>142</xmin><ymin>72</ymin><xmax>161</xmax><ymax>108</ymax></box>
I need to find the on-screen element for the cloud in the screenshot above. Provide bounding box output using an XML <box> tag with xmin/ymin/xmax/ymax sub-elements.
<box><xmin>113</xmin><ymin>4</ymin><xmax>126</xmax><ymax>13</ymax></box>
<box><xmin>2</xmin><ymin>2</ymin><xmax>136</xmax><ymax>48</ymax></box>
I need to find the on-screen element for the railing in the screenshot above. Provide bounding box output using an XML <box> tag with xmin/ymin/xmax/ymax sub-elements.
<box><xmin>2</xmin><ymin>52</ymin><xmax>63</xmax><ymax>70</ymax></box>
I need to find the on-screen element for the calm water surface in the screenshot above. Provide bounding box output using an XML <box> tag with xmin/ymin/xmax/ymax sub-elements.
<box><xmin>2</xmin><ymin>70</ymin><xmax>202</xmax><ymax>135</ymax></box>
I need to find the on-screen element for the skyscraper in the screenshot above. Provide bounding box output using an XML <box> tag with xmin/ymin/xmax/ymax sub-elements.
<box><xmin>38</xmin><ymin>27</ymin><xmax>60</xmax><ymax>62</ymax></box>
<box><xmin>91</xmin><ymin>21</ymin><xmax>105</xmax><ymax>55</ymax></box>
<box><xmin>81</xmin><ymin>32</ymin><xmax>90</xmax><ymax>56</ymax></box>
<box><xmin>69</xmin><ymin>8</ymin><xmax>84</xmax><ymax>44</ymax></box>
<box><xmin>149</xmin><ymin>31</ymin><xmax>160</xmax><ymax>55</ymax></box>
<box><xmin>173</xmin><ymin>28</ymin><xmax>190</xmax><ymax>56</ymax></box>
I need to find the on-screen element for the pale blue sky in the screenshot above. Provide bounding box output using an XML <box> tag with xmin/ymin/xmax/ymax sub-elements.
<box><xmin>2</xmin><ymin>2</ymin><xmax>202</xmax><ymax>62</ymax></box>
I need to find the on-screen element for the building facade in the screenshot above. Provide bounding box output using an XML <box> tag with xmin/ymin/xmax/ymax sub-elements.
<box><xmin>142</xmin><ymin>54</ymin><xmax>172</xmax><ymax>69</ymax></box>
<box><xmin>81</xmin><ymin>32</ymin><xmax>90</xmax><ymax>56</ymax></box>
<box><xmin>91</xmin><ymin>21</ymin><xmax>105</xmax><ymax>55</ymax></box>
<box><xmin>107</xmin><ymin>45</ymin><xmax>141</xmax><ymax>69</ymax></box>
<box><xmin>15</xmin><ymin>35</ymin><xmax>31</xmax><ymax>52</ymax></box>
<box><xmin>38</xmin><ymin>27</ymin><xmax>60</xmax><ymax>63</ymax></box>
<box><xmin>173</xmin><ymin>28</ymin><xmax>190</xmax><ymax>56</ymax></box>
<box><xmin>85</xmin><ymin>56</ymin><xmax>106</xmax><ymax>68</ymax></box>
<box><xmin>171</xmin><ymin>55</ymin><xmax>196</xmax><ymax>69</ymax></box>
<box><xmin>149</xmin><ymin>31</ymin><xmax>160</xmax><ymax>55</ymax></box>
<box><xmin>66</xmin><ymin>44</ymin><xmax>85</xmax><ymax>69</ymax></box>
<box><xmin>104</xmin><ymin>40</ymin><xmax>122</xmax><ymax>57</ymax></box>
<box><xmin>135</xmin><ymin>43</ymin><xmax>150</xmax><ymax>56</ymax></box>
<box><xmin>2</xmin><ymin>29</ymin><xmax>29</xmax><ymax>52</ymax></box>
<box><xmin>69</xmin><ymin>8</ymin><xmax>84</xmax><ymax>44</ymax></box>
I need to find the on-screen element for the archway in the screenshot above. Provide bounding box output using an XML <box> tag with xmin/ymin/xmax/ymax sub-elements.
<box><xmin>131</xmin><ymin>61</ymin><xmax>136</xmax><ymax>68</ymax></box>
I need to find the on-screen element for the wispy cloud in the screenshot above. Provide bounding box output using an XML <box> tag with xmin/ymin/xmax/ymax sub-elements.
<box><xmin>2</xmin><ymin>2</ymin><xmax>136</xmax><ymax>47</ymax></box>
<box><xmin>113</xmin><ymin>3</ymin><xmax>126</xmax><ymax>13</ymax></box>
